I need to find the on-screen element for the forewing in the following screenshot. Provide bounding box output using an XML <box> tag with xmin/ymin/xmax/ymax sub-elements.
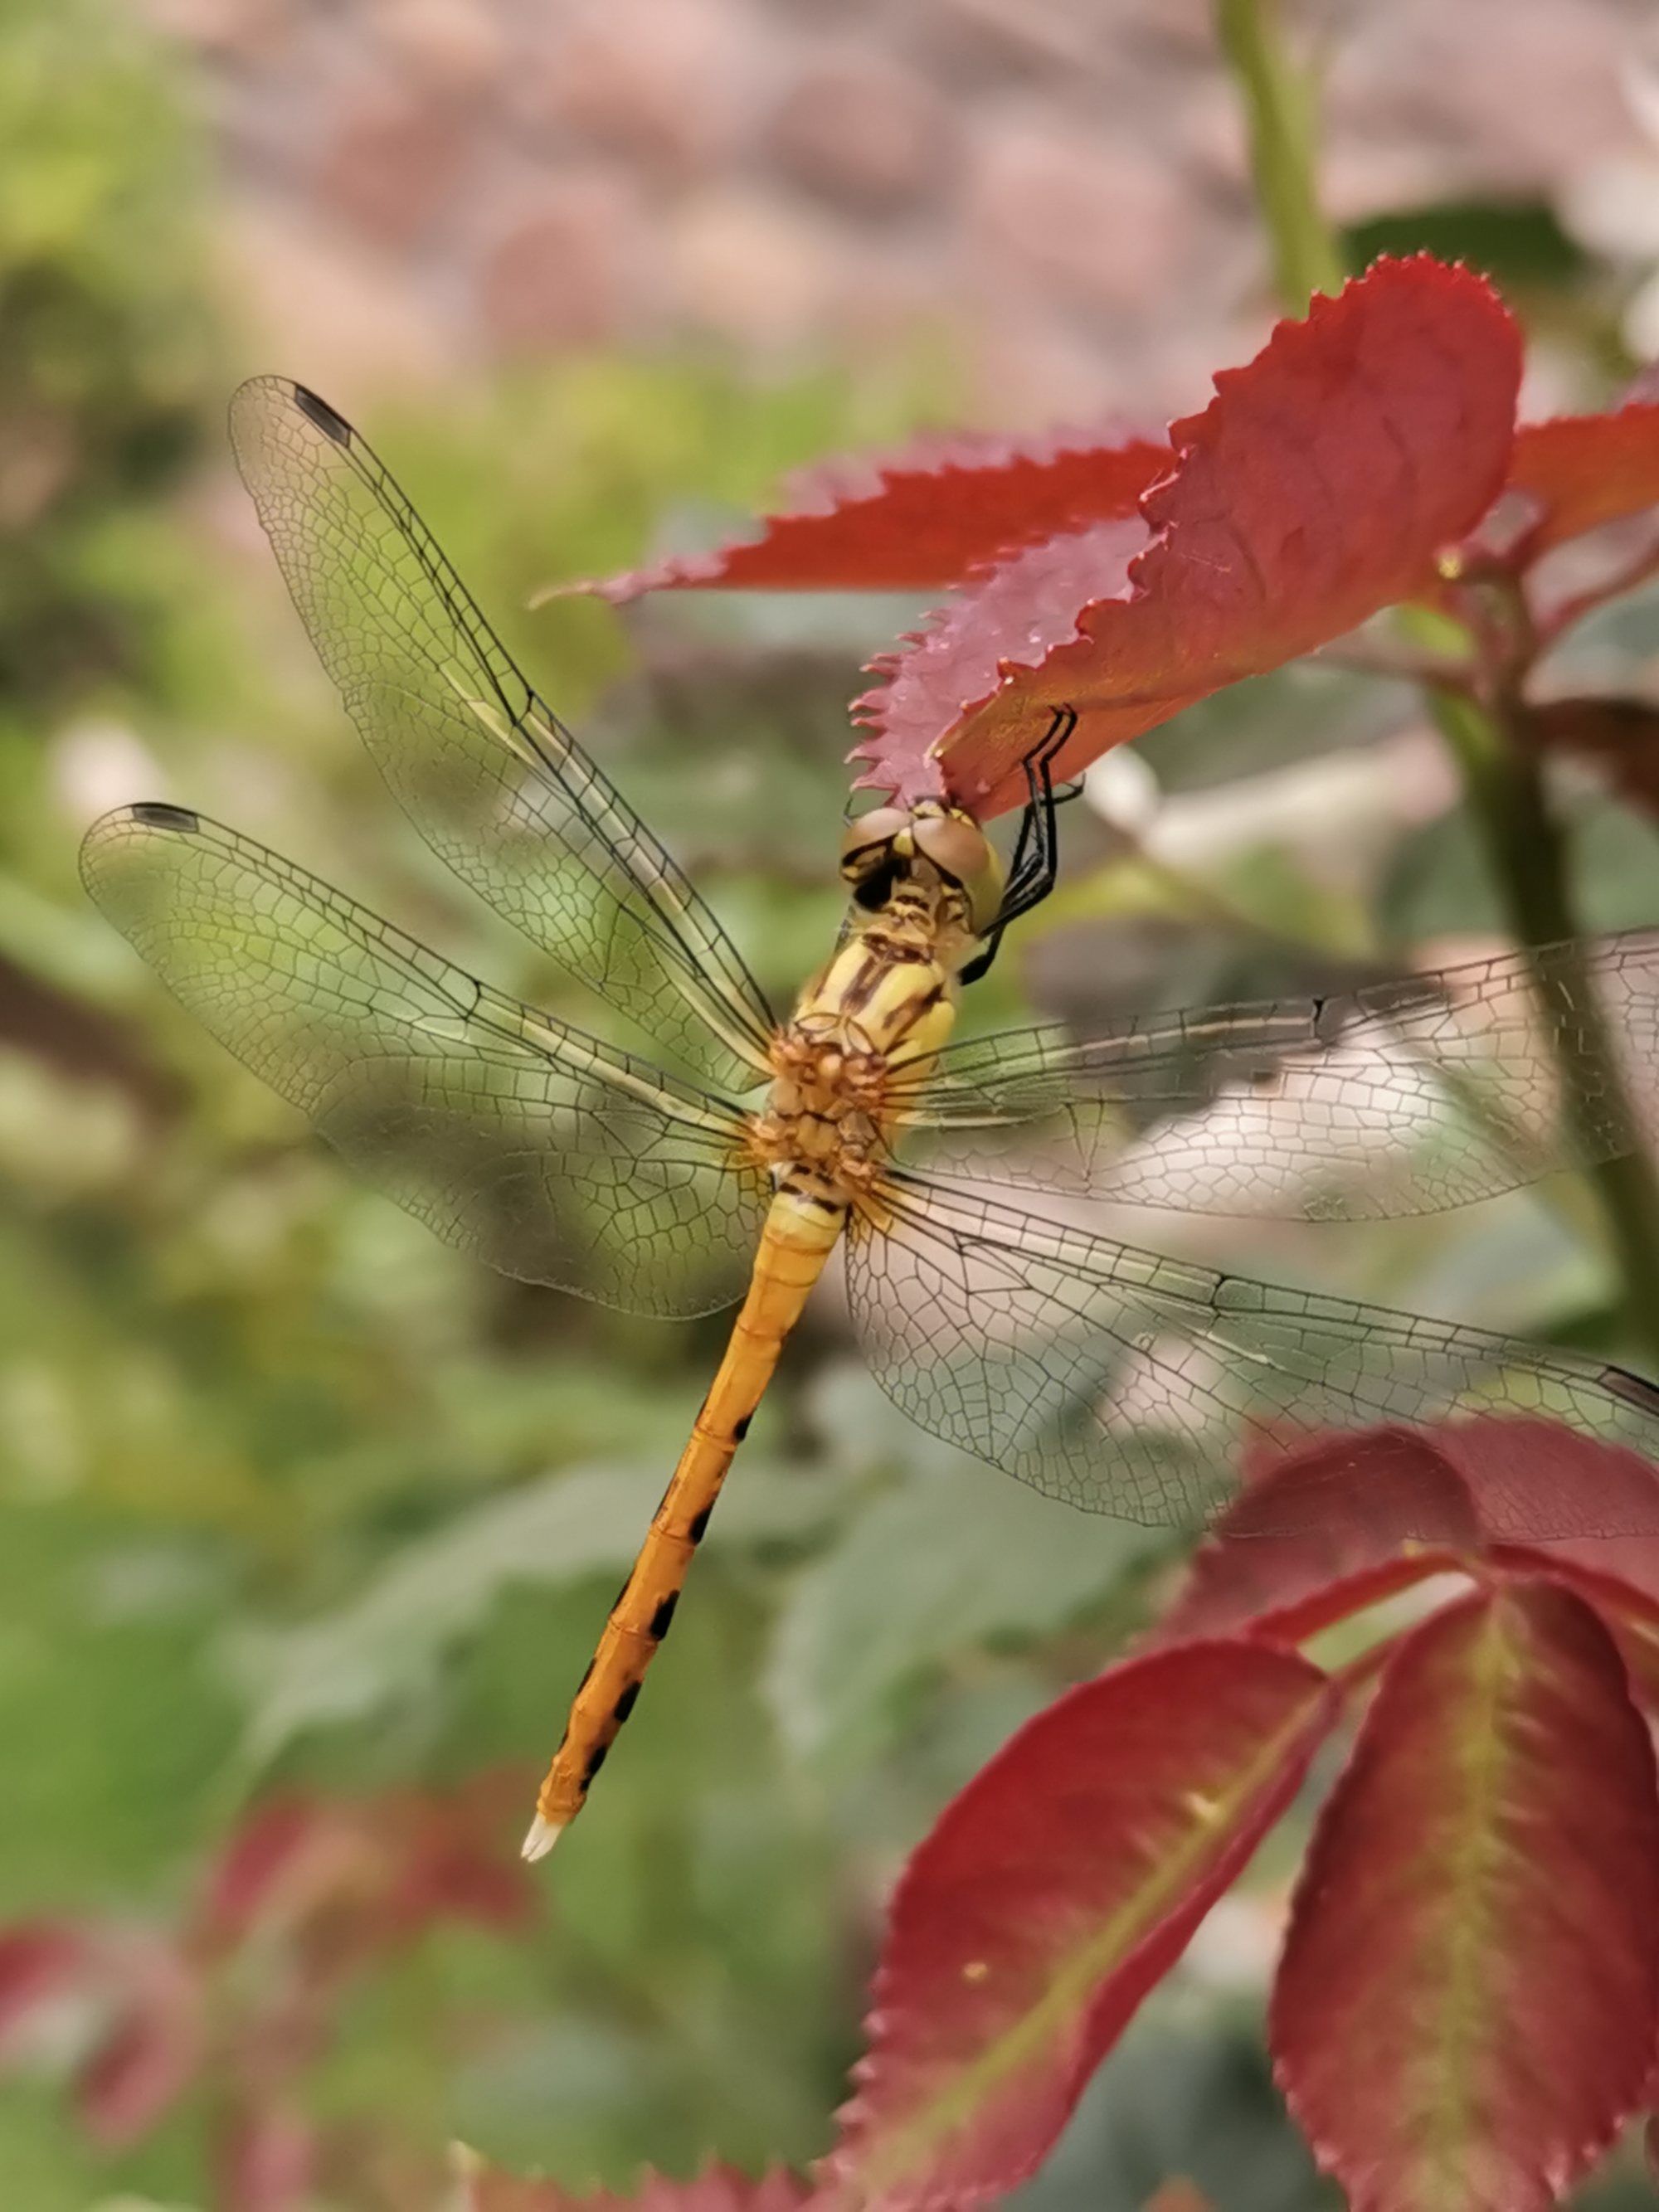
<box><xmin>228</xmin><ymin>376</ymin><xmax>775</xmax><ymax>1092</ymax></box>
<box><xmin>81</xmin><ymin>805</ymin><xmax>766</xmax><ymax>1318</ymax></box>
<box><xmin>845</xmin><ymin>1177</ymin><xmax>1659</xmax><ymax>1539</ymax></box>
<box><xmin>901</xmin><ymin>934</ymin><xmax>1659</xmax><ymax>1220</ymax></box>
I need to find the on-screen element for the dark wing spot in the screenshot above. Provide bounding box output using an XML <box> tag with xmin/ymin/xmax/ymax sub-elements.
<box><xmin>128</xmin><ymin>801</ymin><xmax>200</xmax><ymax>833</ymax></box>
<box><xmin>293</xmin><ymin>383</ymin><xmax>354</xmax><ymax>446</ymax></box>
<box><xmin>1601</xmin><ymin>1364</ymin><xmax>1659</xmax><ymax>1415</ymax></box>
<box><xmin>1312</xmin><ymin>994</ymin><xmax>1346</xmax><ymax>1045</ymax></box>
<box><xmin>649</xmin><ymin>1589</ymin><xmax>679</xmax><ymax>1641</ymax></box>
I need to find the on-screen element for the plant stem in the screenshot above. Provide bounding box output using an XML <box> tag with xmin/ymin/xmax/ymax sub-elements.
<box><xmin>1220</xmin><ymin>0</ymin><xmax>1659</xmax><ymax>1356</ymax></box>
<box><xmin>1215</xmin><ymin>0</ymin><xmax>1345</xmax><ymax>310</ymax></box>
<box><xmin>1432</xmin><ymin>688</ymin><xmax>1659</xmax><ymax>1368</ymax></box>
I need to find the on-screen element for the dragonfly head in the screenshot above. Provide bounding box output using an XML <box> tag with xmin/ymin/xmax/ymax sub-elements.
<box><xmin>839</xmin><ymin>804</ymin><xmax>1005</xmax><ymax>946</ymax></box>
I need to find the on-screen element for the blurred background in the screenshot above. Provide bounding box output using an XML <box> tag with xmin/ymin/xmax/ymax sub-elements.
<box><xmin>6</xmin><ymin>1</ymin><xmax>1659</xmax><ymax>2205</ymax></box>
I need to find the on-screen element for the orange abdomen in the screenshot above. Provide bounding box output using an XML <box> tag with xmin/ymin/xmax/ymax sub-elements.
<box><xmin>523</xmin><ymin>1185</ymin><xmax>844</xmax><ymax>1856</ymax></box>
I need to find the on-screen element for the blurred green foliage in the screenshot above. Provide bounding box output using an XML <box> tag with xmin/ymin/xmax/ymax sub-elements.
<box><xmin>0</xmin><ymin>0</ymin><xmax>219</xmax><ymax>713</ymax></box>
<box><xmin>6</xmin><ymin>2</ymin><xmax>1659</xmax><ymax>2208</ymax></box>
<box><xmin>0</xmin><ymin>7</ymin><xmax>1107</xmax><ymax>2202</ymax></box>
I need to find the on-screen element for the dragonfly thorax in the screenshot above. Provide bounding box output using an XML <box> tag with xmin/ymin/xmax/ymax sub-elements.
<box><xmin>748</xmin><ymin>1029</ymin><xmax>888</xmax><ymax>1192</ymax></box>
<box><xmin>746</xmin><ymin>884</ymin><xmax>965</xmax><ymax>1195</ymax></box>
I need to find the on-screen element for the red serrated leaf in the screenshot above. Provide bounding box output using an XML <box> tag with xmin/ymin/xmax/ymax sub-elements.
<box><xmin>853</xmin><ymin>258</ymin><xmax>1520</xmax><ymax>819</ymax></box>
<box><xmin>1151</xmin><ymin>1428</ymin><xmax>1477</xmax><ymax>1650</ymax></box>
<box><xmin>1506</xmin><ymin>405</ymin><xmax>1659</xmax><ymax>557</ymax></box>
<box><xmin>458</xmin><ymin>2157</ymin><xmax>810</xmax><ymax>2212</ymax></box>
<box><xmin>572</xmin><ymin>430</ymin><xmax>1171</xmax><ymax>600</ymax></box>
<box><xmin>1429</xmin><ymin>1418</ymin><xmax>1659</xmax><ymax>1576</ymax></box>
<box><xmin>1272</xmin><ymin>1579</ymin><xmax>1659</xmax><ymax>2212</ymax></box>
<box><xmin>825</xmin><ymin>1641</ymin><xmax>1336</xmax><ymax>2212</ymax></box>
<box><xmin>1152</xmin><ymin>1420</ymin><xmax>1659</xmax><ymax>1651</ymax></box>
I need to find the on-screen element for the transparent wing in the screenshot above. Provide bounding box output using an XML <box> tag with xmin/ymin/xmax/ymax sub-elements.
<box><xmin>898</xmin><ymin>933</ymin><xmax>1659</xmax><ymax>1220</ymax></box>
<box><xmin>228</xmin><ymin>376</ymin><xmax>776</xmax><ymax>1094</ymax></box>
<box><xmin>81</xmin><ymin>805</ymin><xmax>768</xmax><ymax>1318</ymax></box>
<box><xmin>845</xmin><ymin>1173</ymin><xmax>1659</xmax><ymax>1539</ymax></box>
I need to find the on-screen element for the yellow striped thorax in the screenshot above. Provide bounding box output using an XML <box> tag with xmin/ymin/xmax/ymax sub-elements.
<box><xmin>747</xmin><ymin>807</ymin><xmax>998</xmax><ymax>1196</ymax></box>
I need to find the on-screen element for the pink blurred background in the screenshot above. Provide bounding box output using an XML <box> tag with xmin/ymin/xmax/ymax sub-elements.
<box><xmin>148</xmin><ymin>0</ymin><xmax>1659</xmax><ymax>425</ymax></box>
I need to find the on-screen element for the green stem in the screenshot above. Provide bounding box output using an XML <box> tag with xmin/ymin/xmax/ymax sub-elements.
<box><xmin>1215</xmin><ymin>0</ymin><xmax>1345</xmax><ymax>310</ymax></box>
<box><xmin>1432</xmin><ymin>688</ymin><xmax>1659</xmax><ymax>1369</ymax></box>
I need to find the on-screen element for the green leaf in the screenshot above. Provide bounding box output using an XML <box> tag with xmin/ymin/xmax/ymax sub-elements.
<box><xmin>766</xmin><ymin>1451</ymin><xmax>1164</xmax><ymax>1767</ymax></box>
<box><xmin>0</xmin><ymin>1504</ymin><xmax>236</xmax><ymax>1909</ymax></box>
<box><xmin>1342</xmin><ymin>197</ymin><xmax>1589</xmax><ymax>290</ymax></box>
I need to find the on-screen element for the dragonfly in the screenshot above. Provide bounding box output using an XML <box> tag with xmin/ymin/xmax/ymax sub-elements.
<box><xmin>82</xmin><ymin>377</ymin><xmax>1659</xmax><ymax>1859</ymax></box>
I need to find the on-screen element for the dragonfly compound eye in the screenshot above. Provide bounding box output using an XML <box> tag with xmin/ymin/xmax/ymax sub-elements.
<box><xmin>840</xmin><ymin>805</ymin><xmax>912</xmax><ymax>910</ymax></box>
<box><xmin>912</xmin><ymin>810</ymin><xmax>1005</xmax><ymax>935</ymax></box>
<box><xmin>839</xmin><ymin>806</ymin><xmax>908</xmax><ymax>881</ymax></box>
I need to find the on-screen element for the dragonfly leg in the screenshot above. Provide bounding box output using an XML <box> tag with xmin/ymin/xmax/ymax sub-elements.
<box><xmin>960</xmin><ymin>706</ymin><xmax>1079</xmax><ymax>986</ymax></box>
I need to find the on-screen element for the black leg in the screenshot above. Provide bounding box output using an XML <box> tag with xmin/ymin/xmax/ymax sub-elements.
<box><xmin>959</xmin><ymin>706</ymin><xmax>1078</xmax><ymax>985</ymax></box>
<box><xmin>1005</xmin><ymin>705</ymin><xmax>1078</xmax><ymax>916</ymax></box>
<box><xmin>957</xmin><ymin>941</ymin><xmax>1000</xmax><ymax>987</ymax></box>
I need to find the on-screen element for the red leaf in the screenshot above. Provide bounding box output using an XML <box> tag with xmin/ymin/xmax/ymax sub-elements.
<box><xmin>199</xmin><ymin>1797</ymin><xmax>329</xmax><ymax>1951</ymax></box>
<box><xmin>1152</xmin><ymin>1426</ymin><xmax>1482</xmax><ymax>1650</ymax></box>
<box><xmin>0</xmin><ymin>1925</ymin><xmax>90</xmax><ymax>2054</ymax></box>
<box><xmin>74</xmin><ymin>1947</ymin><xmax>203</xmax><ymax>2148</ymax></box>
<box><xmin>458</xmin><ymin>2156</ymin><xmax>810</xmax><ymax>2212</ymax></box>
<box><xmin>1488</xmin><ymin>1550</ymin><xmax>1659</xmax><ymax>1712</ymax></box>
<box><xmin>382</xmin><ymin>1772</ymin><xmax>536</xmax><ymax>1938</ymax></box>
<box><xmin>851</xmin><ymin>258</ymin><xmax>1520</xmax><ymax>819</ymax></box>
<box><xmin>826</xmin><ymin>1641</ymin><xmax>1336</xmax><ymax>2212</ymax></box>
<box><xmin>215</xmin><ymin>2103</ymin><xmax>318</xmax><ymax>2212</ymax></box>
<box><xmin>1506</xmin><ymin>405</ymin><xmax>1659</xmax><ymax>558</ymax></box>
<box><xmin>0</xmin><ymin>1924</ymin><xmax>205</xmax><ymax>2150</ymax></box>
<box><xmin>198</xmin><ymin>1779</ymin><xmax>533</xmax><ymax>1959</ymax></box>
<box><xmin>572</xmin><ymin>430</ymin><xmax>1171</xmax><ymax>600</ymax></box>
<box><xmin>1272</xmin><ymin>1580</ymin><xmax>1659</xmax><ymax>2212</ymax></box>
<box><xmin>1437</xmin><ymin>1418</ymin><xmax>1659</xmax><ymax>1579</ymax></box>
<box><xmin>1152</xmin><ymin>1420</ymin><xmax>1659</xmax><ymax>1651</ymax></box>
